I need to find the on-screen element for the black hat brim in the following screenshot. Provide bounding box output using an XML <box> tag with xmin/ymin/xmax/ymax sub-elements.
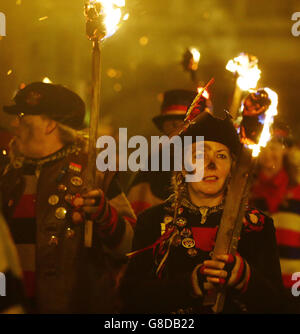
<box><xmin>180</xmin><ymin>112</ymin><xmax>242</xmax><ymax>157</ymax></box>
<box><xmin>152</xmin><ymin>114</ymin><xmax>185</xmax><ymax>131</ymax></box>
<box><xmin>3</xmin><ymin>104</ymin><xmax>40</xmax><ymax>116</ymax></box>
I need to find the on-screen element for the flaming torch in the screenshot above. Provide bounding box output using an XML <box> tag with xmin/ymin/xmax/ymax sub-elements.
<box><xmin>204</xmin><ymin>88</ymin><xmax>278</xmax><ymax>313</ymax></box>
<box><xmin>226</xmin><ymin>53</ymin><xmax>261</xmax><ymax>119</ymax></box>
<box><xmin>182</xmin><ymin>47</ymin><xmax>201</xmax><ymax>84</ymax></box>
<box><xmin>84</xmin><ymin>0</ymin><xmax>127</xmax><ymax>246</ymax></box>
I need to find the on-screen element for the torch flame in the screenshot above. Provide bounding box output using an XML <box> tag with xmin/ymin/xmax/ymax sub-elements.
<box><xmin>226</xmin><ymin>53</ymin><xmax>261</xmax><ymax>91</ymax></box>
<box><xmin>91</xmin><ymin>0</ymin><xmax>126</xmax><ymax>38</ymax></box>
<box><xmin>197</xmin><ymin>86</ymin><xmax>209</xmax><ymax>99</ymax></box>
<box><xmin>42</xmin><ymin>77</ymin><xmax>52</xmax><ymax>83</ymax></box>
<box><xmin>248</xmin><ymin>88</ymin><xmax>278</xmax><ymax>157</ymax></box>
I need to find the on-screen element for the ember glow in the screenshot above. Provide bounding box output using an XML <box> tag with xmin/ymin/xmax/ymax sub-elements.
<box><xmin>197</xmin><ymin>86</ymin><xmax>209</xmax><ymax>99</ymax></box>
<box><xmin>248</xmin><ymin>88</ymin><xmax>278</xmax><ymax>157</ymax></box>
<box><xmin>190</xmin><ymin>47</ymin><xmax>200</xmax><ymax>71</ymax></box>
<box><xmin>88</xmin><ymin>0</ymin><xmax>127</xmax><ymax>38</ymax></box>
<box><xmin>226</xmin><ymin>53</ymin><xmax>261</xmax><ymax>91</ymax></box>
<box><xmin>42</xmin><ymin>77</ymin><xmax>52</xmax><ymax>83</ymax></box>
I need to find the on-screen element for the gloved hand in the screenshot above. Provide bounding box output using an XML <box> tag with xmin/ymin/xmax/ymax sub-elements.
<box><xmin>191</xmin><ymin>253</ymin><xmax>251</xmax><ymax>297</ymax></box>
<box><xmin>71</xmin><ymin>189</ymin><xmax>117</xmax><ymax>227</ymax></box>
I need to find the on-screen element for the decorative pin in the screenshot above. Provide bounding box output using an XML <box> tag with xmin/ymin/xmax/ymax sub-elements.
<box><xmin>163</xmin><ymin>216</ymin><xmax>173</xmax><ymax>224</ymax></box>
<box><xmin>69</xmin><ymin>162</ymin><xmax>82</xmax><ymax>173</ymax></box>
<box><xmin>187</xmin><ymin>248</ymin><xmax>198</xmax><ymax>257</ymax></box>
<box><xmin>48</xmin><ymin>195</ymin><xmax>59</xmax><ymax>206</ymax></box>
<box><xmin>182</xmin><ymin>237</ymin><xmax>195</xmax><ymax>249</ymax></box>
<box><xmin>160</xmin><ymin>223</ymin><xmax>167</xmax><ymax>236</ymax></box>
<box><xmin>64</xmin><ymin>194</ymin><xmax>74</xmax><ymax>204</ymax></box>
<box><xmin>249</xmin><ymin>213</ymin><xmax>258</xmax><ymax>224</ymax></box>
<box><xmin>178</xmin><ymin>207</ymin><xmax>184</xmax><ymax>215</ymax></box>
<box><xmin>71</xmin><ymin>176</ymin><xmax>83</xmax><ymax>187</ymax></box>
<box><xmin>48</xmin><ymin>235</ymin><xmax>58</xmax><ymax>246</ymax></box>
<box><xmin>172</xmin><ymin>235</ymin><xmax>182</xmax><ymax>247</ymax></box>
<box><xmin>180</xmin><ymin>228</ymin><xmax>192</xmax><ymax>238</ymax></box>
<box><xmin>65</xmin><ymin>227</ymin><xmax>75</xmax><ymax>239</ymax></box>
<box><xmin>57</xmin><ymin>184</ymin><xmax>68</xmax><ymax>192</ymax></box>
<box><xmin>55</xmin><ymin>207</ymin><xmax>67</xmax><ymax>220</ymax></box>
<box><xmin>56</xmin><ymin>166</ymin><xmax>68</xmax><ymax>183</ymax></box>
<box><xmin>176</xmin><ymin>217</ymin><xmax>187</xmax><ymax>228</ymax></box>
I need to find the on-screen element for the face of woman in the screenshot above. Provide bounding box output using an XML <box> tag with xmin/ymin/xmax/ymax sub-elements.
<box><xmin>187</xmin><ymin>141</ymin><xmax>232</xmax><ymax>201</ymax></box>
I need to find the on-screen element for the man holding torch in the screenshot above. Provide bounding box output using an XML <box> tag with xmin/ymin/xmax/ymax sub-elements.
<box><xmin>0</xmin><ymin>82</ymin><xmax>135</xmax><ymax>313</ymax></box>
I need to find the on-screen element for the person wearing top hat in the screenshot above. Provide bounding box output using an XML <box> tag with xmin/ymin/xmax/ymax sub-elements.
<box><xmin>120</xmin><ymin>110</ymin><xmax>286</xmax><ymax>314</ymax></box>
<box><xmin>127</xmin><ymin>89</ymin><xmax>212</xmax><ymax>216</ymax></box>
<box><xmin>0</xmin><ymin>82</ymin><xmax>136</xmax><ymax>313</ymax></box>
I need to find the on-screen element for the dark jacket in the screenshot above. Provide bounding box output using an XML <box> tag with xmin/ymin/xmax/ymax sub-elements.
<box><xmin>0</xmin><ymin>140</ymin><xmax>135</xmax><ymax>313</ymax></box>
<box><xmin>120</xmin><ymin>198</ymin><xmax>286</xmax><ymax>314</ymax></box>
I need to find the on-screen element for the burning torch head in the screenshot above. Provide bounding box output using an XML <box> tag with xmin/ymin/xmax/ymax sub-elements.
<box><xmin>242</xmin><ymin>89</ymin><xmax>271</xmax><ymax>116</ymax></box>
<box><xmin>85</xmin><ymin>1</ymin><xmax>106</xmax><ymax>41</ymax></box>
<box><xmin>239</xmin><ymin>89</ymin><xmax>272</xmax><ymax>145</ymax></box>
<box><xmin>180</xmin><ymin>111</ymin><xmax>242</xmax><ymax>158</ymax></box>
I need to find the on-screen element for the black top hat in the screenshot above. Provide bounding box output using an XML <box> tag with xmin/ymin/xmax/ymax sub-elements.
<box><xmin>152</xmin><ymin>90</ymin><xmax>198</xmax><ymax>131</ymax></box>
<box><xmin>3</xmin><ymin>82</ymin><xmax>86</xmax><ymax>130</ymax></box>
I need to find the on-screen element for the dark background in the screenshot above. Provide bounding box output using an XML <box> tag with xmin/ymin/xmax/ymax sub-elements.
<box><xmin>0</xmin><ymin>0</ymin><xmax>299</xmax><ymax>140</ymax></box>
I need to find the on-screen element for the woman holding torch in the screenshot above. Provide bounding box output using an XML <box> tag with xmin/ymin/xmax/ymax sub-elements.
<box><xmin>120</xmin><ymin>109</ymin><xmax>286</xmax><ymax>314</ymax></box>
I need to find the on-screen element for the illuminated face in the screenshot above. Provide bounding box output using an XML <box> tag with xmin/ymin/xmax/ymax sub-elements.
<box><xmin>187</xmin><ymin>141</ymin><xmax>232</xmax><ymax>198</ymax></box>
<box><xmin>258</xmin><ymin>140</ymin><xmax>286</xmax><ymax>174</ymax></box>
<box><xmin>10</xmin><ymin>114</ymin><xmax>50</xmax><ymax>158</ymax></box>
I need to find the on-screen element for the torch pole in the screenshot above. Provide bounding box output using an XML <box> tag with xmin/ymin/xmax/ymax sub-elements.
<box><xmin>229</xmin><ymin>81</ymin><xmax>243</xmax><ymax>119</ymax></box>
<box><xmin>86</xmin><ymin>40</ymin><xmax>101</xmax><ymax>188</ymax></box>
<box><xmin>84</xmin><ymin>39</ymin><xmax>102</xmax><ymax>248</ymax></box>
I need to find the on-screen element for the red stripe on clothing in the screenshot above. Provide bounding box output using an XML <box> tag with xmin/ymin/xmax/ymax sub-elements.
<box><xmin>282</xmin><ymin>274</ymin><xmax>295</xmax><ymax>288</ymax></box>
<box><xmin>191</xmin><ymin>227</ymin><xmax>218</xmax><ymax>252</ymax></box>
<box><xmin>276</xmin><ymin>228</ymin><xmax>300</xmax><ymax>248</ymax></box>
<box><xmin>13</xmin><ymin>194</ymin><xmax>36</xmax><ymax>218</ymax></box>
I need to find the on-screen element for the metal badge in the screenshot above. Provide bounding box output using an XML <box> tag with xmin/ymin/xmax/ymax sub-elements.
<box><xmin>187</xmin><ymin>248</ymin><xmax>198</xmax><ymax>257</ymax></box>
<box><xmin>249</xmin><ymin>213</ymin><xmax>259</xmax><ymax>224</ymax></box>
<box><xmin>58</xmin><ymin>184</ymin><xmax>68</xmax><ymax>192</ymax></box>
<box><xmin>64</xmin><ymin>194</ymin><xmax>74</xmax><ymax>204</ymax></box>
<box><xmin>176</xmin><ymin>217</ymin><xmax>187</xmax><ymax>228</ymax></box>
<box><xmin>55</xmin><ymin>207</ymin><xmax>67</xmax><ymax>220</ymax></box>
<box><xmin>182</xmin><ymin>237</ymin><xmax>195</xmax><ymax>249</ymax></box>
<box><xmin>71</xmin><ymin>176</ymin><xmax>83</xmax><ymax>187</ymax></box>
<box><xmin>164</xmin><ymin>216</ymin><xmax>173</xmax><ymax>224</ymax></box>
<box><xmin>172</xmin><ymin>235</ymin><xmax>182</xmax><ymax>247</ymax></box>
<box><xmin>48</xmin><ymin>195</ymin><xmax>59</xmax><ymax>206</ymax></box>
<box><xmin>177</xmin><ymin>207</ymin><xmax>184</xmax><ymax>215</ymax></box>
<box><xmin>180</xmin><ymin>228</ymin><xmax>192</xmax><ymax>238</ymax></box>
<box><xmin>65</xmin><ymin>227</ymin><xmax>75</xmax><ymax>239</ymax></box>
<box><xmin>69</xmin><ymin>162</ymin><xmax>82</xmax><ymax>173</ymax></box>
<box><xmin>48</xmin><ymin>235</ymin><xmax>58</xmax><ymax>246</ymax></box>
